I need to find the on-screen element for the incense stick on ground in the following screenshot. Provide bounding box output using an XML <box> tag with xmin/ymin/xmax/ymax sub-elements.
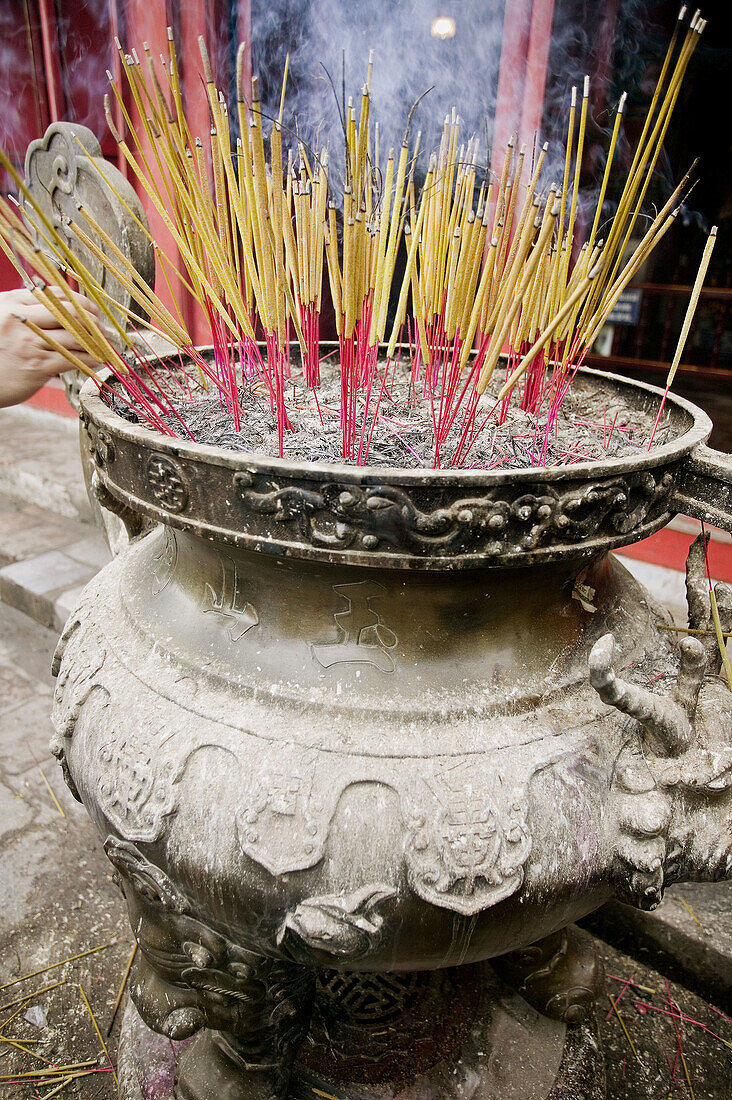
<box><xmin>0</xmin><ymin>1063</ymin><xmax>98</xmax><ymax>1081</ymax></box>
<box><xmin>25</xmin><ymin>741</ymin><xmax>65</xmax><ymax>818</ymax></box>
<box><xmin>79</xmin><ymin>983</ymin><xmax>117</xmax><ymax>1085</ymax></box>
<box><xmin>106</xmin><ymin>943</ymin><xmax>138</xmax><ymax>1036</ymax></box>
<box><xmin>607</xmin><ymin>992</ymin><xmax>640</xmax><ymax>1060</ymax></box>
<box><xmin>0</xmin><ymin>942</ymin><xmax>118</xmax><ymax>993</ymax></box>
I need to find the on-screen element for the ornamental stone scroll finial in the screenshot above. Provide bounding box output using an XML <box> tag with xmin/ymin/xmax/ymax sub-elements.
<box><xmin>24</xmin><ymin>122</ymin><xmax>154</xmax><ymax>339</ymax></box>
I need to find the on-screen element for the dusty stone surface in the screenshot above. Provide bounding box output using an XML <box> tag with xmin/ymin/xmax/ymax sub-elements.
<box><xmin>600</xmin><ymin>940</ymin><xmax>732</xmax><ymax>1099</ymax></box>
<box><xmin>583</xmin><ymin>881</ymin><xmax>732</xmax><ymax>1015</ymax></box>
<box><xmin>0</xmin><ymin>491</ymin><xmax>110</xmax><ymax>632</ymax></box>
<box><xmin>0</xmin><ymin>603</ymin><xmax>131</xmax><ymax>1100</ymax></box>
<box><xmin>0</xmin><ymin>406</ymin><xmax>92</xmax><ymax>522</ymax></box>
<box><xmin>114</xmin><ymin>943</ymin><xmax>732</xmax><ymax>1099</ymax></box>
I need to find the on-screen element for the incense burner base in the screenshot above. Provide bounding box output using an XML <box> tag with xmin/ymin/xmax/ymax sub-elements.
<box><xmin>117</xmin><ymin>952</ymin><xmax>605</xmax><ymax>1100</ymax></box>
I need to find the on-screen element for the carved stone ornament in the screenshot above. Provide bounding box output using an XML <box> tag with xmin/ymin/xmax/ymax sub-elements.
<box><xmin>590</xmin><ymin>533</ymin><xmax>732</xmax><ymax>907</ymax></box>
<box><xmin>146</xmin><ymin>454</ymin><xmax>189</xmax><ymax>513</ymax></box>
<box><xmin>404</xmin><ymin>760</ymin><xmax>532</xmax><ymax>915</ymax></box>
<box><xmin>104</xmin><ymin>836</ymin><xmax>314</xmax><ymax>1100</ymax></box>
<box><xmin>279</xmin><ymin>884</ymin><xmax>396</xmax><ymax>959</ymax></box>
<box><xmin>233</xmin><ymin>466</ymin><xmax>677</xmax><ymax>560</ymax></box>
<box><xmin>24</xmin><ymin>122</ymin><xmax>154</xmax><ymax>339</ymax></box>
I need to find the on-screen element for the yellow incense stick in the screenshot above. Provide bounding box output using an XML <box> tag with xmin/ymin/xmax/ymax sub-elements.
<box><xmin>79</xmin><ymin>983</ymin><xmax>117</xmax><ymax>1085</ymax></box>
<box><xmin>0</xmin><ymin>942</ymin><xmax>117</xmax><ymax>993</ymax></box>
<box><xmin>666</xmin><ymin>226</ymin><xmax>717</xmax><ymax>388</ymax></box>
<box><xmin>279</xmin><ymin>52</ymin><xmax>290</xmax><ymax>123</ymax></box>
<box><xmin>607</xmin><ymin>993</ymin><xmax>639</xmax><ymax>1060</ymax></box>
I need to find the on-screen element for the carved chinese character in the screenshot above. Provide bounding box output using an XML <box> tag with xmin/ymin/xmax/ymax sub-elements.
<box><xmin>312</xmin><ymin>582</ymin><xmax>397</xmax><ymax>672</ymax></box>
<box><xmin>202</xmin><ymin>553</ymin><xmax>259</xmax><ymax>641</ymax></box>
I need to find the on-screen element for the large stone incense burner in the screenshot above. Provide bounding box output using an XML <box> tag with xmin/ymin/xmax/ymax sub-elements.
<box><xmin>51</xmin><ymin>358</ymin><xmax>732</xmax><ymax>1099</ymax></box>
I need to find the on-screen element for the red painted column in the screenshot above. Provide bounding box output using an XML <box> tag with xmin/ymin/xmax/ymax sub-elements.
<box><xmin>491</xmin><ymin>0</ymin><xmax>533</xmax><ymax>173</ymax></box>
<box><xmin>519</xmin><ymin>0</ymin><xmax>555</xmax><ymax>156</ymax></box>
<box><xmin>175</xmin><ymin>0</ymin><xmax>213</xmax><ymax>343</ymax></box>
<box><xmin>123</xmin><ymin>0</ymin><xmax>189</xmax><ymax>328</ymax></box>
<box><xmin>237</xmin><ymin>0</ymin><xmax>252</xmax><ymax>102</ymax></box>
<box><xmin>37</xmin><ymin>0</ymin><xmax>64</xmax><ymax>121</ymax></box>
<box><xmin>593</xmin><ymin>0</ymin><xmax>620</xmax><ymax>118</ymax></box>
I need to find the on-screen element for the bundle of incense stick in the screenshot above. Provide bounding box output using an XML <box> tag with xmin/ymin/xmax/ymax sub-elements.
<box><xmin>0</xmin><ymin>7</ymin><xmax>712</xmax><ymax>467</ymax></box>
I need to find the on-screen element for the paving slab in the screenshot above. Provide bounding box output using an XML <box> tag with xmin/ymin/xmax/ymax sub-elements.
<box><xmin>0</xmin><ymin>549</ymin><xmax>98</xmax><ymax>630</ymax></box>
<box><xmin>0</xmin><ymin>498</ymin><xmax>83</xmax><ymax>569</ymax></box>
<box><xmin>0</xmin><ymin>492</ymin><xmax>111</xmax><ymax>631</ymax></box>
<box><xmin>0</xmin><ymin>600</ymin><xmax>63</xmax><ymax>685</ymax></box>
<box><xmin>0</xmin><ymin>404</ymin><xmax>92</xmax><ymax>523</ymax></box>
<box><xmin>583</xmin><ymin>881</ymin><xmax>732</xmax><ymax>1016</ymax></box>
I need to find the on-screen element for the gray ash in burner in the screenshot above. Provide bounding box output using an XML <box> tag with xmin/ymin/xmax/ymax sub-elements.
<box><xmin>110</xmin><ymin>364</ymin><xmax>675</xmax><ymax>470</ymax></box>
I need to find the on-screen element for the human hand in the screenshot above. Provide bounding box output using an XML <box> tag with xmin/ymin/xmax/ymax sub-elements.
<box><xmin>0</xmin><ymin>286</ymin><xmax>100</xmax><ymax>408</ymax></box>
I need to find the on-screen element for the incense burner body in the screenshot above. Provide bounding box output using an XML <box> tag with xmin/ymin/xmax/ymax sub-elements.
<box><xmin>53</xmin><ymin>368</ymin><xmax>732</xmax><ymax>1099</ymax></box>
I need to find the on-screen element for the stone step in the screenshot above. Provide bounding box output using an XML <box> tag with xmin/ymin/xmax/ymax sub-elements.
<box><xmin>0</xmin><ymin>404</ymin><xmax>92</xmax><ymax>525</ymax></box>
<box><xmin>582</xmin><ymin>881</ymin><xmax>732</xmax><ymax>1014</ymax></box>
<box><xmin>0</xmin><ymin>491</ymin><xmax>110</xmax><ymax>633</ymax></box>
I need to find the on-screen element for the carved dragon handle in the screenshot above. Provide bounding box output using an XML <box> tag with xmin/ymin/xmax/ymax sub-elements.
<box><xmin>590</xmin><ymin>533</ymin><xmax>732</xmax><ymax>909</ymax></box>
<box><xmin>674</xmin><ymin>443</ymin><xmax>732</xmax><ymax>534</ymax></box>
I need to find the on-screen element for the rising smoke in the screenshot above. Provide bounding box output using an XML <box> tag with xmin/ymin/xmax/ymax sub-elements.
<box><xmin>0</xmin><ymin>1</ymin><xmax>691</xmax><ymax>232</ymax></box>
<box><xmin>249</xmin><ymin>0</ymin><xmax>671</xmax><ymax>212</ymax></box>
<box><xmin>251</xmin><ymin>0</ymin><xmax>506</xmax><ymax>194</ymax></box>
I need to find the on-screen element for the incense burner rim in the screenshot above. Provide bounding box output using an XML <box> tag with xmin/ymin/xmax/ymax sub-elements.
<box><xmin>82</xmin><ymin>362</ymin><xmax>710</xmax><ymax>484</ymax></box>
<box><xmin>79</xmin><ymin>363</ymin><xmax>731</xmax><ymax>569</ymax></box>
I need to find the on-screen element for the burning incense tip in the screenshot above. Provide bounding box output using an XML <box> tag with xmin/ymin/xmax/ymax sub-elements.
<box><xmin>571</xmin><ymin>86</ymin><xmax>577</xmax><ymax>107</ymax></box>
<box><xmin>618</xmin><ymin>91</ymin><xmax>627</xmax><ymax>113</ymax></box>
<box><xmin>236</xmin><ymin>42</ymin><xmax>247</xmax><ymax>101</ymax></box>
<box><xmin>167</xmin><ymin>26</ymin><xmax>174</xmax><ymax>41</ymax></box>
<box><xmin>199</xmin><ymin>36</ymin><xmax>214</xmax><ymax>84</ymax></box>
<box><xmin>583</xmin><ymin>75</ymin><xmax>590</xmax><ymax>97</ymax></box>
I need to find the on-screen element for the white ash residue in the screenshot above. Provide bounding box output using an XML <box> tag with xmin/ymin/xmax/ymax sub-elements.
<box><xmin>111</xmin><ymin>366</ymin><xmax>675</xmax><ymax>470</ymax></box>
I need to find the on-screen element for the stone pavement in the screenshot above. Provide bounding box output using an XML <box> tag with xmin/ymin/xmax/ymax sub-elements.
<box><xmin>0</xmin><ymin>495</ymin><xmax>110</xmax><ymax>632</ymax></box>
<box><xmin>0</xmin><ymin>602</ymin><xmax>133</xmax><ymax>1098</ymax></box>
<box><xmin>0</xmin><ymin>402</ymin><xmax>731</xmax><ymax>1097</ymax></box>
<box><xmin>0</xmin><ymin>406</ymin><xmax>111</xmax><ymax>633</ymax></box>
